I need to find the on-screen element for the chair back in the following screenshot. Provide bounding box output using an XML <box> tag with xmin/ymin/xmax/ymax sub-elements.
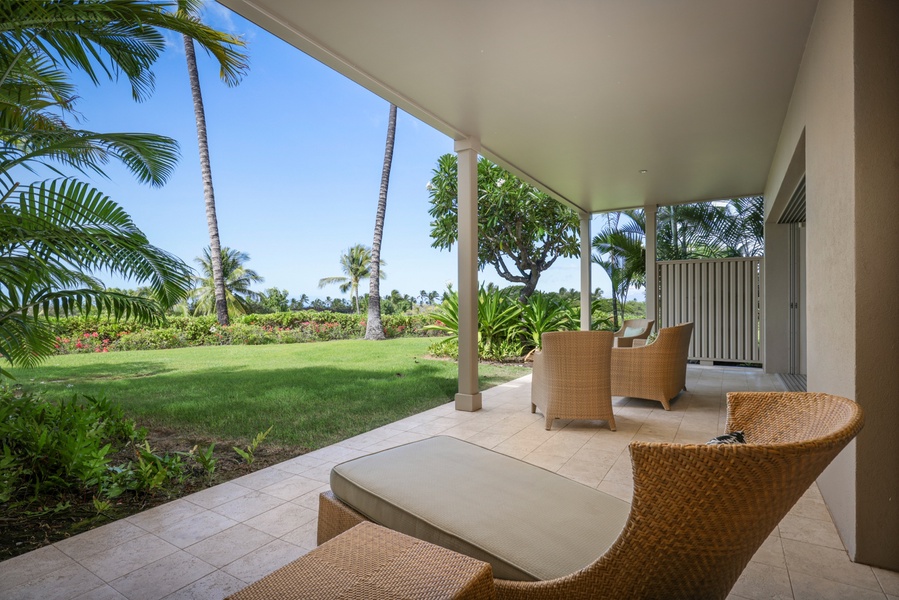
<box><xmin>537</xmin><ymin>331</ymin><xmax>614</xmax><ymax>395</ymax></box>
<box><xmin>567</xmin><ymin>392</ymin><xmax>863</xmax><ymax>599</ymax></box>
<box><xmin>615</xmin><ymin>318</ymin><xmax>654</xmax><ymax>338</ymax></box>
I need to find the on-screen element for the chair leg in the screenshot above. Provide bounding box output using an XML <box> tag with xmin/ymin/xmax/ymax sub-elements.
<box><xmin>661</xmin><ymin>398</ymin><xmax>671</xmax><ymax>411</ymax></box>
<box><xmin>545</xmin><ymin>416</ymin><xmax>554</xmax><ymax>430</ymax></box>
<box><xmin>531</xmin><ymin>402</ymin><xmax>536</xmax><ymax>414</ymax></box>
<box><xmin>608</xmin><ymin>415</ymin><xmax>617</xmax><ymax>431</ymax></box>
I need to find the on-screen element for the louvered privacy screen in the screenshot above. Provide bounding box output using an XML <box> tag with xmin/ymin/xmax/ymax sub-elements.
<box><xmin>657</xmin><ymin>258</ymin><xmax>764</xmax><ymax>364</ymax></box>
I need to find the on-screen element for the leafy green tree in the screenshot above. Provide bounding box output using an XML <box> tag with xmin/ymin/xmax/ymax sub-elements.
<box><xmin>0</xmin><ymin>1</ymin><xmax>242</xmax><ymax>371</ymax></box>
<box><xmin>259</xmin><ymin>288</ymin><xmax>289</xmax><ymax>313</ymax></box>
<box><xmin>427</xmin><ymin>155</ymin><xmax>580</xmax><ymax>302</ymax></box>
<box><xmin>178</xmin><ymin>0</ymin><xmax>248</xmax><ymax>327</ymax></box>
<box><xmin>191</xmin><ymin>247</ymin><xmax>263</xmax><ymax>316</ymax></box>
<box><xmin>365</xmin><ymin>103</ymin><xmax>397</xmax><ymax>340</ymax></box>
<box><xmin>318</xmin><ymin>244</ymin><xmax>385</xmax><ymax>314</ymax></box>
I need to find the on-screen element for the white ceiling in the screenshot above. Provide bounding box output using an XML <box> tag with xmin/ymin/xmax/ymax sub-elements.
<box><xmin>218</xmin><ymin>0</ymin><xmax>818</xmax><ymax>214</ymax></box>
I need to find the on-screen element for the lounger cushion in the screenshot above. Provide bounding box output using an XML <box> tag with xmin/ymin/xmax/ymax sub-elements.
<box><xmin>623</xmin><ymin>326</ymin><xmax>644</xmax><ymax>337</ymax></box>
<box><xmin>330</xmin><ymin>435</ymin><xmax>630</xmax><ymax>582</ymax></box>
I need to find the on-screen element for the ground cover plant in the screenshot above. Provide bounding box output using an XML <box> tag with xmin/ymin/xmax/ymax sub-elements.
<box><xmin>2</xmin><ymin>337</ymin><xmax>527</xmax><ymax>558</ymax></box>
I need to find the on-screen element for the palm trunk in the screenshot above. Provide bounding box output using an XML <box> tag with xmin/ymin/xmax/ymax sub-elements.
<box><xmin>365</xmin><ymin>104</ymin><xmax>397</xmax><ymax>340</ymax></box>
<box><xmin>184</xmin><ymin>35</ymin><xmax>229</xmax><ymax>326</ymax></box>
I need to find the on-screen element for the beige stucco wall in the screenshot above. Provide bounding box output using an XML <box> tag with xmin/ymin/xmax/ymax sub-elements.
<box><xmin>764</xmin><ymin>0</ymin><xmax>899</xmax><ymax>569</ymax></box>
<box><xmin>852</xmin><ymin>0</ymin><xmax>899</xmax><ymax>570</ymax></box>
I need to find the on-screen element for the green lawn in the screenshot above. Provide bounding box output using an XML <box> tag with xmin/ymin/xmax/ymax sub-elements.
<box><xmin>8</xmin><ymin>338</ymin><xmax>528</xmax><ymax>449</ymax></box>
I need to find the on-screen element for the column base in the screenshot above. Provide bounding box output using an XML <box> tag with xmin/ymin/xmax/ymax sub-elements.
<box><xmin>454</xmin><ymin>392</ymin><xmax>483</xmax><ymax>412</ymax></box>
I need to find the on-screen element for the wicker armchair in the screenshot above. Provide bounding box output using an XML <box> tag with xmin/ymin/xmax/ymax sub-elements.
<box><xmin>318</xmin><ymin>392</ymin><xmax>864</xmax><ymax>600</ymax></box>
<box><xmin>531</xmin><ymin>331</ymin><xmax>615</xmax><ymax>431</ymax></box>
<box><xmin>613</xmin><ymin>318</ymin><xmax>654</xmax><ymax>347</ymax></box>
<box><xmin>611</xmin><ymin>322</ymin><xmax>693</xmax><ymax>410</ymax></box>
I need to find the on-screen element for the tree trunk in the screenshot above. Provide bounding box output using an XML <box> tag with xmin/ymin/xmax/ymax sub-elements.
<box><xmin>611</xmin><ymin>293</ymin><xmax>619</xmax><ymax>331</ymax></box>
<box><xmin>519</xmin><ymin>269</ymin><xmax>540</xmax><ymax>303</ymax></box>
<box><xmin>184</xmin><ymin>35</ymin><xmax>229</xmax><ymax>326</ymax></box>
<box><xmin>365</xmin><ymin>104</ymin><xmax>397</xmax><ymax>340</ymax></box>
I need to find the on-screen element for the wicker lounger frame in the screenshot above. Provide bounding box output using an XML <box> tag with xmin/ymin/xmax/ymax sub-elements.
<box><xmin>318</xmin><ymin>392</ymin><xmax>863</xmax><ymax>600</ymax></box>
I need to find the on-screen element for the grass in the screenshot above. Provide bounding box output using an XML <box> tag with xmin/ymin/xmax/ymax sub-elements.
<box><xmin>7</xmin><ymin>338</ymin><xmax>529</xmax><ymax>450</ymax></box>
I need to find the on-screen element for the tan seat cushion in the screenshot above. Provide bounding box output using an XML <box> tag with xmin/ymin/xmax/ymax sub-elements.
<box><xmin>330</xmin><ymin>435</ymin><xmax>630</xmax><ymax>582</ymax></box>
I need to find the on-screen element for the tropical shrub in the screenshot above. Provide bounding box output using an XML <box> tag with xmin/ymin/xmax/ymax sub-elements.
<box><xmin>0</xmin><ymin>387</ymin><xmax>246</xmax><ymax>506</ymax></box>
<box><xmin>520</xmin><ymin>292</ymin><xmax>577</xmax><ymax>350</ymax></box>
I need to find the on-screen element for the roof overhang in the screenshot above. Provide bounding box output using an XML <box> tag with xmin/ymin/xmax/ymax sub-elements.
<box><xmin>218</xmin><ymin>0</ymin><xmax>818</xmax><ymax>214</ymax></box>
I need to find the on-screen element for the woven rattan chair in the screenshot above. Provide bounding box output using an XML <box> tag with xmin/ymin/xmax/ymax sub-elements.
<box><xmin>612</xmin><ymin>318</ymin><xmax>654</xmax><ymax>347</ymax></box>
<box><xmin>611</xmin><ymin>322</ymin><xmax>693</xmax><ymax>410</ymax></box>
<box><xmin>318</xmin><ymin>392</ymin><xmax>864</xmax><ymax>600</ymax></box>
<box><xmin>530</xmin><ymin>331</ymin><xmax>615</xmax><ymax>431</ymax></box>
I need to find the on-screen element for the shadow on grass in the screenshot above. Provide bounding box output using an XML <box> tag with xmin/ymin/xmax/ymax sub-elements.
<box><xmin>15</xmin><ymin>359</ymin><xmax>525</xmax><ymax>449</ymax></box>
<box><xmin>14</xmin><ymin>360</ymin><xmax>175</xmax><ymax>382</ymax></box>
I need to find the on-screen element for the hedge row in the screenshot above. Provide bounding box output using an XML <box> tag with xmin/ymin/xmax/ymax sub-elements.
<box><xmin>50</xmin><ymin>311</ymin><xmax>438</xmax><ymax>354</ymax></box>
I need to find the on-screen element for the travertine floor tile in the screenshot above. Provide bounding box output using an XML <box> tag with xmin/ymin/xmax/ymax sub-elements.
<box><xmin>729</xmin><ymin>561</ymin><xmax>793</xmax><ymax>600</ymax></box>
<box><xmin>790</xmin><ymin>570</ymin><xmax>887</xmax><ymax>600</ymax></box>
<box><xmin>779</xmin><ymin>513</ymin><xmax>846</xmax><ymax>550</ymax></box>
<box><xmin>244</xmin><ymin>502</ymin><xmax>317</xmax><ymax>537</ymax></box>
<box><xmin>221</xmin><ymin>540</ymin><xmax>308</xmax><ymax>584</ymax></box>
<box><xmin>182</xmin><ymin>482</ymin><xmax>250</xmax><ymax>510</ymax></box>
<box><xmin>126</xmin><ymin>499</ymin><xmax>206</xmax><ymax>535</ymax></box>
<box><xmin>208</xmin><ymin>490</ymin><xmax>284</xmax><ymax>521</ymax></box>
<box><xmin>109</xmin><ymin>551</ymin><xmax>215</xmax><ymax>600</ymax></box>
<box><xmin>228</xmin><ymin>467</ymin><xmax>292</xmax><ymax>491</ymax></box>
<box><xmin>259</xmin><ymin>475</ymin><xmax>322</xmax><ymax>502</ymax></box>
<box><xmin>72</xmin><ymin>585</ymin><xmax>127</xmax><ymax>600</ymax></box>
<box><xmin>749</xmin><ymin>533</ymin><xmax>786</xmax><ymax>569</ymax></box>
<box><xmin>782</xmin><ymin>538</ymin><xmax>882</xmax><ymax>592</ymax></box>
<box><xmin>0</xmin><ymin>544</ymin><xmax>76</xmax><ymax>590</ymax></box>
<box><xmin>1</xmin><ymin>562</ymin><xmax>104</xmax><ymax>600</ymax></box>
<box><xmin>161</xmin><ymin>570</ymin><xmax>246</xmax><ymax>600</ymax></box>
<box><xmin>79</xmin><ymin>534</ymin><xmax>178</xmax><ymax>583</ymax></box>
<box><xmin>875</xmin><ymin>567</ymin><xmax>899</xmax><ymax>596</ymax></box>
<box><xmin>54</xmin><ymin>520</ymin><xmax>147</xmax><ymax>560</ymax></box>
<box><xmin>153</xmin><ymin>511</ymin><xmax>239</xmax><ymax>549</ymax></box>
<box><xmin>184</xmin><ymin>524</ymin><xmax>275</xmax><ymax>568</ymax></box>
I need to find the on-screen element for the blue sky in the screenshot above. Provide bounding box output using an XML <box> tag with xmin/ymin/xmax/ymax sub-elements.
<box><xmin>49</xmin><ymin>4</ymin><xmax>627</xmax><ymax>304</ymax></box>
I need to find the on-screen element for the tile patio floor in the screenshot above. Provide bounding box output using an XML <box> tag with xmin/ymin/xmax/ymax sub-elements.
<box><xmin>2</xmin><ymin>365</ymin><xmax>897</xmax><ymax>600</ymax></box>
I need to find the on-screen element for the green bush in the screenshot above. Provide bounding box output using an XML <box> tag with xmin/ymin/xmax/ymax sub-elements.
<box><xmin>0</xmin><ymin>389</ymin><xmax>143</xmax><ymax>502</ymax></box>
<box><xmin>45</xmin><ymin>310</ymin><xmax>437</xmax><ymax>354</ymax></box>
<box><xmin>0</xmin><ymin>388</ymin><xmax>229</xmax><ymax>505</ymax></box>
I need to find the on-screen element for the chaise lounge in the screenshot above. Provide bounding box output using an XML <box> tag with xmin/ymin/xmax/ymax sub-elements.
<box><xmin>310</xmin><ymin>391</ymin><xmax>862</xmax><ymax>599</ymax></box>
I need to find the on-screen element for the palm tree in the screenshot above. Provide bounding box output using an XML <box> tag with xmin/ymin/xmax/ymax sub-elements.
<box><xmin>0</xmin><ymin>1</ymin><xmax>243</xmax><ymax>371</ymax></box>
<box><xmin>0</xmin><ymin>182</ymin><xmax>191</xmax><ymax>372</ymax></box>
<box><xmin>177</xmin><ymin>1</ymin><xmax>248</xmax><ymax>327</ymax></box>
<box><xmin>365</xmin><ymin>104</ymin><xmax>397</xmax><ymax>339</ymax></box>
<box><xmin>319</xmin><ymin>244</ymin><xmax>386</xmax><ymax>314</ymax></box>
<box><xmin>592</xmin><ymin>211</ymin><xmax>646</xmax><ymax>329</ymax></box>
<box><xmin>191</xmin><ymin>247</ymin><xmax>263</xmax><ymax>316</ymax></box>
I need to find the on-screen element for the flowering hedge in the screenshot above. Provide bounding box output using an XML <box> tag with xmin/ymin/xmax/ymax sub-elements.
<box><xmin>49</xmin><ymin>311</ymin><xmax>438</xmax><ymax>354</ymax></box>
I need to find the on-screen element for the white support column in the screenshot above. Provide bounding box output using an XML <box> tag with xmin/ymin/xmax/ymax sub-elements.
<box><xmin>645</xmin><ymin>205</ymin><xmax>657</xmax><ymax>329</ymax></box>
<box><xmin>579</xmin><ymin>212</ymin><xmax>592</xmax><ymax>331</ymax></box>
<box><xmin>454</xmin><ymin>138</ymin><xmax>482</xmax><ymax>411</ymax></box>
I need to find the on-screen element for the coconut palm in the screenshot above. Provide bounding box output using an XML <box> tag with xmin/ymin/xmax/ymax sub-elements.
<box><xmin>319</xmin><ymin>244</ymin><xmax>386</xmax><ymax>314</ymax></box>
<box><xmin>592</xmin><ymin>211</ymin><xmax>646</xmax><ymax>329</ymax></box>
<box><xmin>178</xmin><ymin>0</ymin><xmax>248</xmax><ymax>326</ymax></box>
<box><xmin>365</xmin><ymin>103</ymin><xmax>397</xmax><ymax>339</ymax></box>
<box><xmin>191</xmin><ymin>247</ymin><xmax>263</xmax><ymax>316</ymax></box>
<box><xmin>0</xmin><ymin>1</ymin><xmax>244</xmax><ymax>372</ymax></box>
<box><xmin>0</xmin><ymin>181</ymin><xmax>191</xmax><ymax>371</ymax></box>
